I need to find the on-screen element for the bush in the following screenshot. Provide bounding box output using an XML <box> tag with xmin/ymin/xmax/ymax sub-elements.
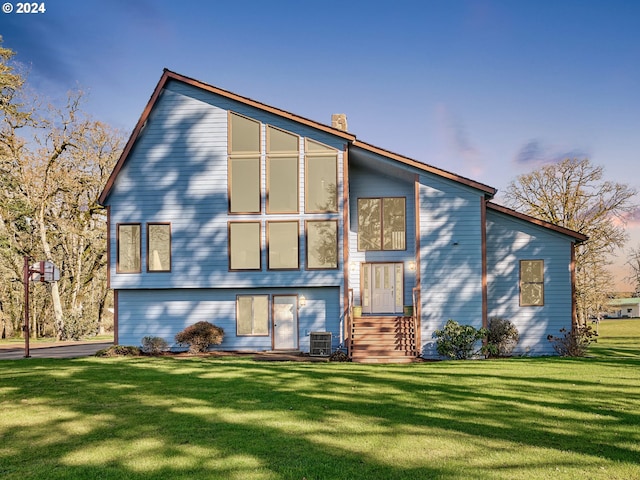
<box><xmin>434</xmin><ymin>319</ymin><xmax>488</xmax><ymax>360</ymax></box>
<box><xmin>329</xmin><ymin>350</ymin><xmax>349</xmax><ymax>362</ymax></box>
<box><xmin>175</xmin><ymin>321</ymin><xmax>224</xmax><ymax>354</ymax></box>
<box><xmin>61</xmin><ymin>311</ymin><xmax>94</xmax><ymax>341</ymax></box>
<box><xmin>141</xmin><ymin>336</ymin><xmax>169</xmax><ymax>355</ymax></box>
<box><xmin>483</xmin><ymin>317</ymin><xmax>519</xmax><ymax>358</ymax></box>
<box><xmin>547</xmin><ymin>324</ymin><xmax>598</xmax><ymax>357</ymax></box>
<box><xmin>95</xmin><ymin>345</ymin><xmax>142</xmax><ymax>357</ymax></box>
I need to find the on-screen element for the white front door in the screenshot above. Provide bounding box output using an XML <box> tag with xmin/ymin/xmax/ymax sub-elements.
<box><xmin>273</xmin><ymin>295</ymin><xmax>298</xmax><ymax>350</ymax></box>
<box><xmin>362</xmin><ymin>263</ymin><xmax>404</xmax><ymax>314</ymax></box>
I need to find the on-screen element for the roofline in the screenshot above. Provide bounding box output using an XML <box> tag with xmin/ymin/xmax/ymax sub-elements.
<box><xmin>99</xmin><ymin>69</ymin><xmax>356</xmax><ymax>204</ymax></box>
<box><xmin>487</xmin><ymin>202</ymin><xmax>588</xmax><ymax>243</ymax></box>
<box><xmin>99</xmin><ymin>71</ymin><xmax>169</xmax><ymax>204</ymax></box>
<box><xmin>100</xmin><ymin>69</ymin><xmax>498</xmax><ymax>204</ymax></box>
<box><xmin>352</xmin><ymin>140</ymin><xmax>497</xmax><ymax>197</ymax></box>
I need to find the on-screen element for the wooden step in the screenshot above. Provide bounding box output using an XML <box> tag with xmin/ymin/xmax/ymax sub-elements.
<box><xmin>350</xmin><ymin>315</ymin><xmax>418</xmax><ymax>364</ymax></box>
<box><xmin>351</xmin><ymin>355</ymin><xmax>416</xmax><ymax>364</ymax></box>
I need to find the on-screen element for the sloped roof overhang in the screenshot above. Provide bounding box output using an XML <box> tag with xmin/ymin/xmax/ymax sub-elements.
<box><xmin>487</xmin><ymin>202</ymin><xmax>588</xmax><ymax>243</ymax></box>
<box><xmin>99</xmin><ymin>69</ymin><xmax>356</xmax><ymax>204</ymax></box>
<box><xmin>351</xmin><ymin>140</ymin><xmax>497</xmax><ymax>198</ymax></box>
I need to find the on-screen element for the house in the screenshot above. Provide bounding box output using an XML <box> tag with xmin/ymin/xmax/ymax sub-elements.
<box><xmin>98</xmin><ymin>69</ymin><xmax>588</xmax><ymax>362</ymax></box>
<box><xmin>607</xmin><ymin>298</ymin><xmax>640</xmax><ymax>318</ymax></box>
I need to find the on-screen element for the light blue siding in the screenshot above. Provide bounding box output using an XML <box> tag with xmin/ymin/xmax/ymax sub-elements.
<box><xmin>347</xmin><ymin>161</ymin><xmax>417</xmax><ymax>308</ymax></box>
<box><xmin>118</xmin><ymin>287</ymin><xmax>341</xmax><ymax>352</ymax></box>
<box><xmin>108</xmin><ymin>82</ymin><xmax>347</xmax><ymax>291</ymax></box>
<box><xmin>418</xmin><ymin>175</ymin><xmax>484</xmax><ymax>358</ymax></box>
<box><xmin>486</xmin><ymin>209</ymin><xmax>574</xmax><ymax>355</ymax></box>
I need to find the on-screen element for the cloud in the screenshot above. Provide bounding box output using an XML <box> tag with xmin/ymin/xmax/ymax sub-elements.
<box><xmin>435</xmin><ymin>104</ymin><xmax>485</xmax><ymax>177</ymax></box>
<box><xmin>514</xmin><ymin>139</ymin><xmax>589</xmax><ymax>167</ymax></box>
<box><xmin>622</xmin><ymin>207</ymin><xmax>640</xmax><ymax>228</ymax></box>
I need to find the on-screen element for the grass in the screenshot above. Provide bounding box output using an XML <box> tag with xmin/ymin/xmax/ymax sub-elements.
<box><xmin>0</xmin><ymin>322</ymin><xmax>639</xmax><ymax>479</ymax></box>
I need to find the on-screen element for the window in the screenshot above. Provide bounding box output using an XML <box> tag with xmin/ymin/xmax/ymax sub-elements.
<box><xmin>520</xmin><ymin>260</ymin><xmax>544</xmax><ymax>306</ymax></box>
<box><xmin>267</xmin><ymin>125</ymin><xmax>299</xmax><ymax>213</ymax></box>
<box><xmin>147</xmin><ymin>223</ymin><xmax>171</xmax><ymax>272</ymax></box>
<box><xmin>229</xmin><ymin>222</ymin><xmax>261</xmax><ymax>270</ymax></box>
<box><xmin>229</xmin><ymin>112</ymin><xmax>261</xmax><ymax>213</ymax></box>
<box><xmin>305</xmin><ymin>139</ymin><xmax>337</xmax><ymax>213</ymax></box>
<box><xmin>117</xmin><ymin>224</ymin><xmax>141</xmax><ymax>273</ymax></box>
<box><xmin>230</xmin><ymin>112</ymin><xmax>260</xmax><ymax>153</ymax></box>
<box><xmin>306</xmin><ymin>220</ymin><xmax>338</xmax><ymax>269</ymax></box>
<box><xmin>357</xmin><ymin>197</ymin><xmax>406</xmax><ymax>251</ymax></box>
<box><xmin>237</xmin><ymin>295</ymin><xmax>269</xmax><ymax>336</ymax></box>
<box><xmin>268</xmin><ymin>221</ymin><xmax>299</xmax><ymax>269</ymax></box>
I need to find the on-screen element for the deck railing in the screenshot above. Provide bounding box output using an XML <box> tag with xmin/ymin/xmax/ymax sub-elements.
<box><xmin>412</xmin><ymin>287</ymin><xmax>421</xmax><ymax>356</ymax></box>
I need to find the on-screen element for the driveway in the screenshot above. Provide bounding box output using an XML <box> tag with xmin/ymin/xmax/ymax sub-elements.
<box><xmin>0</xmin><ymin>341</ymin><xmax>113</xmax><ymax>360</ymax></box>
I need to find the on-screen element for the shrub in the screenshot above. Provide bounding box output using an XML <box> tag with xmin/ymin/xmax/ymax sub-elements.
<box><xmin>483</xmin><ymin>317</ymin><xmax>519</xmax><ymax>358</ymax></box>
<box><xmin>547</xmin><ymin>324</ymin><xmax>598</xmax><ymax>357</ymax></box>
<box><xmin>434</xmin><ymin>319</ymin><xmax>488</xmax><ymax>360</ymax></box>
<box><xmin>175</xmin><ymin>321</ymin><xmax>224</xmax><ymax>354</ymax></box>
<box><xmin>61</xmin><ymin>311</ymin><xmax>94</xmax><ymax>341</ymax></box>
<box><xmin>329</xmin><ymin>350</ymin><xmax>349</xmax><ymax>362</ymax></box>
<box><xmin>141</xmin><ymin>336</ymin><xmax>169</xmax><ymax>355</ymax></box>
<box><xmin>95</xmin><ymin>345</ymin><xmax>142</xmax><ymax>357</ymax></box>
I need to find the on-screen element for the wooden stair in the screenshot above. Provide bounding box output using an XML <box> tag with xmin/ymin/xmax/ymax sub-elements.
<box><xmin>350</xmin><ymin>316</ymin><xmax>418</xmax><ymax>364</ymax></box>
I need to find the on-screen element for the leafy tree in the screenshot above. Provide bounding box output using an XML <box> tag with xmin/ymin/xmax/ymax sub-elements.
<box><xmin>503</xmin><ymin>158</ymin><xmax>637</xmax><ymax>324</ymax></box>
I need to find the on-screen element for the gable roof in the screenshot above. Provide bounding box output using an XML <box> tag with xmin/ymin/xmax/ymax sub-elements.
<box><xmin>99</xmin><ymin>69</ymin><xmax>355</xmax><ymax>204</ymax></box>
<box><xmin>99</xmin><ymin>69</ymin><xmax>497</xmax><ymax>204</ymax></box>
<box><xmin>487</xmin><ymin>202</ymin><xmax>588</xmax><ymax>243</ymax></box>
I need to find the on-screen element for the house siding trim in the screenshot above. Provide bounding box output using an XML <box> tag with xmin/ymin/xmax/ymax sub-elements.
<box><xmin>106</xmin><ymin>205</ymin><xmax>111</xmax><ymax>289</ymax></box>
<box><xmin>481</xmin><ymin>198</ymin><xmax>488</xmax><ymax>329</ymax></box>
<box><xmin>571</xmin><ymin>242</ymin><xmax>577</xmax><ymax>329</ymax></box>
<box><xmin>113</xmin><ymin>289</ymin><xmax>119</xmax><ymax>345</ymax></box>
<box><xmin>413</xmin><ymin>174</ymin><xmax>422</xmax><ymax>349</ymax></box>
<box><xmin>342</xmin><ymin>145</ymin><xmax>350</xmax><ymax>344</ymax></box>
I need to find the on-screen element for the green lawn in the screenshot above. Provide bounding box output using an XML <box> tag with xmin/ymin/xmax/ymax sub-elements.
<box><xmin>0</xmin><ymin>323</ymin><xmax>639</xmax><ymax>479</ymax></box>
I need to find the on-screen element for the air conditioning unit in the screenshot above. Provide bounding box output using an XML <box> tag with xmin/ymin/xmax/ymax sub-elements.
<box><xmin>310</xmin><ymin>332</ymin><xmax>332</xmax><ymax>357</ymax></box>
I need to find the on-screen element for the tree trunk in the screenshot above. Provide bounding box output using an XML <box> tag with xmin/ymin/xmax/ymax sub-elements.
<box><xmin>38</xmin><ymin>206</ymin><xmax>65</xmax><ymax>339</ymax></box>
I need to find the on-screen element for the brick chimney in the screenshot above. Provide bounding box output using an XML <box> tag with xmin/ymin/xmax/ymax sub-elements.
<box><xmin>331</xmin><ymin>113</ymin><xmax>348</xmax><ymax>132</ymax></box>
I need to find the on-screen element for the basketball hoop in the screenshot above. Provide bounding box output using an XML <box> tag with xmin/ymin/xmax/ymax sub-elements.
<box><xmin>23</xmin><ymin>257</ymin><xmax>61</xmax><ymax>357</ymax></box>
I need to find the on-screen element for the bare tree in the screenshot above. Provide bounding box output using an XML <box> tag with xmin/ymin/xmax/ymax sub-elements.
<box><xmin>502</xmin><ymin>158</ymin><xmax>637</xmax><ymax>324</ymax></box>
<box><xmin>0</xmin><ymin>39</ymin><xmax>123</xmax><ymax>339</ymax></box>
<box><xmin>626</xmin><ymin>244</ymin><xmax>640</xmax><ymax>296</ymax></box>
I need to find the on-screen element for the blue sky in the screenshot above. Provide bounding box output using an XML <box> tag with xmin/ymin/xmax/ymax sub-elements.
<box><xmin>3</xmin><ymin>0</ymin><xmax>640</xmax><ymax>288</ymax></box>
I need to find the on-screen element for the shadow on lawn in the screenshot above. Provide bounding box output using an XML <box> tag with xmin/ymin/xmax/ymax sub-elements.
<box><xmin>1</xmin><ymin>355</ymin><xmax>640</xmax><ymax>479</ymax></box>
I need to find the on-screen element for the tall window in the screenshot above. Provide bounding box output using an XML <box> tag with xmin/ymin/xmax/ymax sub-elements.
<box><xmin>268</xmin><ymin>221</ymin><xmax>299</xmax><ymax>269</ymax></box>
<box><xmin>305</xmin><ymin>139</ymin><xmax>337</xmax><ymax>213</ymax></box>
<box><xmin>520</xmin><ymin>260</ymin><xmax>544</xmax><ymax>306</ymax></box>
<box><xmin>117</xmin><ymin>224</ymin><xmax>141</xmax><ymax>273</ymax></box>
<box><xmin>237</xmin><ymin>295</ymin><xmax>269</xmax><ymax>335</ymax></box>
<box><xmin>147</xmin><ymin>223</ymin><xmax>171</xmax><ymax>272</ymax></box>
<box><xmin>229</xmin><ymin>222</ymin><xmax>261</xmax><ymax>270</ymax></box>
<box><xmin>306</xmin><ymin>220</ymin><xmax>338</xmax><ymax>269</ymax></box>
<box><xmin>229</xmin><ymin>112</ymin><xmax>261</xmax><ymax>213</ymax></box>
<box><xmin>357</xmin><ymin>197</ymin><xmax>406</xmax><ymax>251</ymax></box>
<box><xmin>267</xmin><ymin>126</ymin><xmax>299</xmax><ymax>213</ymax></box>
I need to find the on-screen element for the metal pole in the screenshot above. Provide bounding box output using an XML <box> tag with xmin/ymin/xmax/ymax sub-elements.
<box><xmin>23</xmin><ymin>255</ymin><xmax>30</xmax><ymax>358</ymax></box>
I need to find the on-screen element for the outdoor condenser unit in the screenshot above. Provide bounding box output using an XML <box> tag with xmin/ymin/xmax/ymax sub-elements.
<box><xmin>309</xmin><ymin>332</ymin><xmax>332</xmax><ymax>357</ymax></box>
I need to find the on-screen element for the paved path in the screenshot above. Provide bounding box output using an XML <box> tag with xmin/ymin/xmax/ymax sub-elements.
<box><xmin>0</xmin><ymin>341</ymin><xmax>113</xmax><ymax>360</ymax></box>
